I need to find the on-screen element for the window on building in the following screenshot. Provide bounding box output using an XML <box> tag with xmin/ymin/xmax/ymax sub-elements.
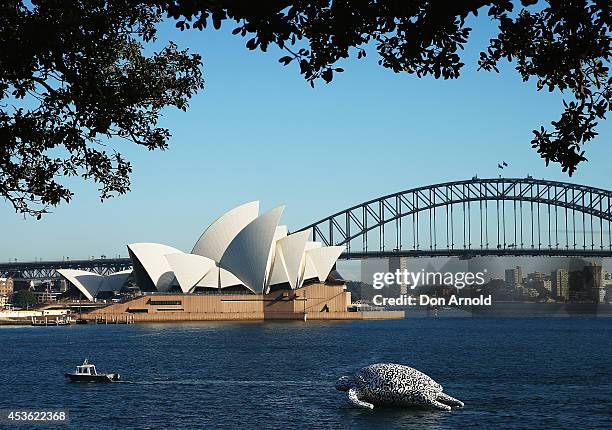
<box><xmin>147</xmin><ymin>300</ymin><xmax>182</xmax><ymax>306</ymax></box>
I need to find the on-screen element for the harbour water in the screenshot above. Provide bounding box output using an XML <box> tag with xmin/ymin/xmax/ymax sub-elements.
<box><xmin>1</xmin><ymin>316</ymin><xmax>611</xmax><ymax>429</ymax></box>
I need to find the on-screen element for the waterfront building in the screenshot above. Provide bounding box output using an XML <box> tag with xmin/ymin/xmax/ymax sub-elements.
<box><xmin>505</xmin><ymin>266</ymin><xmax>523</xmax><ymax>287</ymax></box>
<box><xmin>32</xmin><ymin>289</ymin><xmax>62</xmax><ymax>304</ymax></box>
<box><xmin>569</xmin><ymin>269</ymin><xmax>588</xmax><ymax>302</ymax></box>
<box><xmin>551</xmin><ymin>269</ymin><xmax>569</xmax><ymax>301</ymax></box>
<box><xmin>584</xmin><ymin>262</ymin><xmax>604</xmax><ymax>303</ymax></box>
<box><xmin>389</xmin><ymin>255</ymin><xmax>409</xmax><ymax>294</ymax></box>
<box><xmin>603</xmin><ymin>272</ymin><xmax>612</xmax><ymax>301</ymax></box>
<box><xmin>0</xmin><ymin>277</ymin><xmax>13</xmax><ymax>296</ymax></box>
<box><xmin>11</xmin><ymin>279</ymin><xmax>33</xmax><ymax>292</ymax></box>
<box><xmin>504</xmin><ymin>269</ymin><xmax>513</xmax><ymax>287</ymax></box>
<box><xmin>598</xmin><ymin>288</ymin><xmax>607</xmax><ymax>303</ymax></box>
<box><xmin>524</xmin><ymin>273</ymin><xmax>552</xmax><ymax>297</ymax></box>
<box><xmin>527</xmin><ymin>272</ymin><xmax>547</xmax><ymax>283</ymax></box>
<box><xmin>0</xmin><ymin>277</ymin><xmax>13</xmax><ymax>308</ymax></box>
<box><xmin>24</xmin><ymin>281</ymin><xmax>65</xmax><ymax>304</ymax></box>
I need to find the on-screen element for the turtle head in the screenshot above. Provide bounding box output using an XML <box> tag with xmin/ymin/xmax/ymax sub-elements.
<box><xmin>335</xmin><ymin>375</ymin><xmax>354</xmax><ymax>392</ymax></box>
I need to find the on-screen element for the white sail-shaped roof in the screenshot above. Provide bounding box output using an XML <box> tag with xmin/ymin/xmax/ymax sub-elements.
<box><xmin>268</xmin><ymin>254</ymin><xmax>290</xmax><ymax>286</ymax></box>
<box><xmin>101</xmin><ymin>269</ymin><xmax>132</xmax><ymax>292</ymax></box>
<box><xmin>165</xmin><ymin>253</ymin><xmax>216</xmax><ymax>293</ymax></box>
<box><xmin>305</xmin><ymin>246</ymin><xmax>345</xmax><ymax>283</ymax></box>
<box><xmin>58</xmin><ymin>269</ymin><xmax>131</xmax><ymax>300</ymax></box>
<box><xmin>57</xmin><ymin>269</ymin><xmax>103</xmax><ymax>301</ymax></box>
<box><xmin>275</xmin><ymin>230</ymin><xmax>310</xmax><ymax>289</ymax></box>
<box><xmin>219</xmin><ymin>268</ymin><xmax>244</xmax><ymax>288</ymax></box>
<box><xmin>195</xmin><ymin>267</ymin><xmax>218</xmax><ymax>288</ymax></box>
<box><xmin>196</xmin><ymin>266</ymin><xmax>249</xmax><ymax>290</ymax></box>
<box><xmin>191</xmin><ymin>201</ymin><xmax>259</xmax><ymax>261</ymax></box>
<box><xmin>219</xmin><ymin>206</ymin><xmax>284</xmax><ymax>294</ymax></box>
<box><xmin>301</xmin><ymin>242</ymin><xmax>322</xmax><ymax>282</ymax></box>
<box><xmin>274</xmin><ymin>226</ymin><xmax>288</xmax><ymax>238</ymax></box>
<box><xmin>121</xmin><ymin>202</ymin><xmax>346</xmax><ymax>295</ymax></box>
<box><xmin>264</xmin><ymin>225</ymin><xmax>288</xmax><ymax>286</ymax></box>
<box><xmin>127</xmin><ymin>243</ymin><xmax>182</xmax><ymax>291</ymax></box>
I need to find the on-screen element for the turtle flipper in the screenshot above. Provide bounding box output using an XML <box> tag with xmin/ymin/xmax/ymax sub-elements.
<box><xmin>347</xmin><ymin>388</ymin><xmax>374</xmax><ymax>410</ymax></box>
<box><xmin>437</xmin><ymin>392</ymin><xmax>464</xmax><ymax>408</ymax></box>
<box><xmin>426</xmin><ymin>398</ymin><xmax>452</xmax><ymax>411</ymax></box>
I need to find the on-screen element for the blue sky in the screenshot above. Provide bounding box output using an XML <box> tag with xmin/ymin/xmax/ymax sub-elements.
<box><xmin>1</xmin><ymin>15</ymin><xmax>611</xmax><ymax>262</ymax></box>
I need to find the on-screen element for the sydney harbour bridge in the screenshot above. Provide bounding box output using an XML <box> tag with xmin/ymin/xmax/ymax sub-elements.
<box><xmin>2</xmin><ymin>177</ymin><xmax>612</xmax><ymax>280</ymax></box>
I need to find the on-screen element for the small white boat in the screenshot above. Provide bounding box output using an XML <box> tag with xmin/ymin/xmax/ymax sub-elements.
<box><xmin>65</xmin><ymin>359</ymin><xmax>120</xmax><ymax>382</ymax></box>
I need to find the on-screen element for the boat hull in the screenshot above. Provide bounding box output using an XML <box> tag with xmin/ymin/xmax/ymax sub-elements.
<box><xmin>65</xmin><ymin>373</ymin><xmax>120</xmax><ymax>382</ymax></box>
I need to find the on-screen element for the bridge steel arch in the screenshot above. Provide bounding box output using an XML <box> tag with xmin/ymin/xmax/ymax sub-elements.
<box><xmin>298</xmin><ymin>177</ymin><xmax>612</xmax><ymax>258</ymax></box>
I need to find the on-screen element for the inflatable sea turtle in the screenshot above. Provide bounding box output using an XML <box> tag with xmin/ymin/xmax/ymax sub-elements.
<box><xmin>335</xmin><ymin>363</ymin><xmax>464</xmax><ymax>411</ymax></box>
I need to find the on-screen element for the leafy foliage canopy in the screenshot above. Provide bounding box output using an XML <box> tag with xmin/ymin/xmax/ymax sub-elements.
<box><xmin>1</xmin><ymin>1</ymin><xmax>203</xmax><ymax>217</ymax></box>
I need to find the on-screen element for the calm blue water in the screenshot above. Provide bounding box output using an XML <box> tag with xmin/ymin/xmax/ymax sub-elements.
<box><xmin>1</xmin><ymin>317</ymin><xmax>611</xmax><ymax>429</ymax></box>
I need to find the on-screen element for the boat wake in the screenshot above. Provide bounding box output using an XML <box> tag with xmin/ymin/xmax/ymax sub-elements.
<box><xmin>122</xmin><ymin>379</ymin><xmax>327</xmax><ymax>387</ymax></box>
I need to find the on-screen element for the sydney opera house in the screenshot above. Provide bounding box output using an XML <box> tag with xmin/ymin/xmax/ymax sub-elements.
<box><xmin>58</xmin><ymin>202</ymin><xmax>403</xmax><ymax>321</ymax></box>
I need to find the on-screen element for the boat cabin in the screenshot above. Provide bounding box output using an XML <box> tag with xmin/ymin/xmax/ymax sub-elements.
<box><xmin>75</xmin><ymin>359</ymin><xmax>97</xmax><ymax>375</ymax></box>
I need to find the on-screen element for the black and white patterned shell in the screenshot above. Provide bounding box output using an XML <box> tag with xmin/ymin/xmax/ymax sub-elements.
<box><xmin>335</xmin><ymin>363</ymin><xmax>464</xmax><ymax>411</ymax></box>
